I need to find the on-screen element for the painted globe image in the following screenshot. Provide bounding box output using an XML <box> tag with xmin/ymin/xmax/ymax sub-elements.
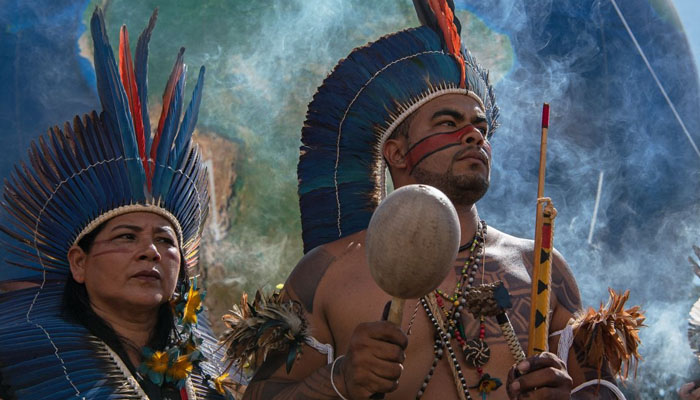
<box><xmin>2</xmin><ymin>0</ymin><xmax>700</xmax><ymax>397</ymax></box>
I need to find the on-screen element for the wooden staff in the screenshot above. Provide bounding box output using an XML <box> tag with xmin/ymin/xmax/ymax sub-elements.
<box><xmin>527</xmin><ymin>104</ymin><xmax>558</xmax><ymax>356</ymax></box>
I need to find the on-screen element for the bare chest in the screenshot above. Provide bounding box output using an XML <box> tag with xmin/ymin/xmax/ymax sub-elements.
<box><xmin>324</xmin><ymin>251</ymin><xmax>535</xmax><ymax>400</ymax></box>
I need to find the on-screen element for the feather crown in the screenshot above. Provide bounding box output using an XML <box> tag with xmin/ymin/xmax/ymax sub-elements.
<box><xmin>0</xmin><ymin>9</ymin><xmax>229</xmax><ymax>399</ymax></box>
<box><xmin>298</xmin><ymin>0</ymin><xmax>498</xmax><ymax>253</ymax></box>
<box><xmin>0</xmin><ymin>7</ymin><xmax>209</xmax><ymax>283</ymax></box>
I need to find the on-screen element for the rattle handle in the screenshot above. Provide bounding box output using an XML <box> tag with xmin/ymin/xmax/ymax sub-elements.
<box><xmin>387</xmin><ymin>297</ymin><xmax>405</xmax><ymax>326</ymax></box>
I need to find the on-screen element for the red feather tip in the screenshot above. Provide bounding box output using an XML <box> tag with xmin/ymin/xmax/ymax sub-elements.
<box><xmin>118</xmin><ymin>26</ymin><xmax>147</xmax><ymax>171</ymax></box>
<box><xmin>428</xmin><ymin>0</ymin><xmax>466</xmax><ymax>88</ymax></box>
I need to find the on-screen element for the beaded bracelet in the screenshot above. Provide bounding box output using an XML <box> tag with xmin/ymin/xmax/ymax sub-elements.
<box><xmin>330</xmin><ymin>355</ymin><xmax>349</xmax><ymax>400</ymax></box>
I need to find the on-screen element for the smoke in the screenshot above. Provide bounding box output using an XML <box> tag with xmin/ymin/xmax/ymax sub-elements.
<box><xmin>459</xmin><ymin>0</ymin><xmax>700</xmax><ymax>393</ymax></box>
<box><xmin>96</xmin><ymin>0</ymin><xmax>700</xmax><ymax>392</ymax></box>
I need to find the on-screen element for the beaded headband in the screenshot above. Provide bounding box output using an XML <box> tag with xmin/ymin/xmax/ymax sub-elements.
<box><xmin>297</xmin><ymin>0</ymin><xmax>498</xmax><ymax>253</ymax></box>
<box><xmin>0</xmin><ymin>8</ymin><xmax>209</xmax><ymax>283</ymax></box>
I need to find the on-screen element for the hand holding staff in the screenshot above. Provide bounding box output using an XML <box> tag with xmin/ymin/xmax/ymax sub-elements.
<box><xmin>527</xmin><ymin>104</ymin><xmax>558</xmax><ymax>356</ymax></box>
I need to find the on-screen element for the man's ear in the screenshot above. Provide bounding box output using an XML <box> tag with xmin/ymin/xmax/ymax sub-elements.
<box><xmin>68</xmin><ymin>246</ymin><xmax>87</xmax><ymax>283</ymax></box>
<box><xmin>383</xmin><ymin>138</ymin><xmax>408</xmax><ymax>170</ymax></box>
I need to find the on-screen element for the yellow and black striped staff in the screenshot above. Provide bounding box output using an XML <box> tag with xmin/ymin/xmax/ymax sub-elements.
<box><xmin>527</xmin><ymin>104</ymin><xmax>558</xmax><ymax>356</ymax></box>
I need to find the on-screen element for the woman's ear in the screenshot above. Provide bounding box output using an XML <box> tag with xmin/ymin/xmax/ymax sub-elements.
<box><xmin>383</xmin><ymin>137</ymin><xmax>408</xmax><ymax>170</ymax></box>
<box><xmin>68</xmin><ymin>246</ymin><xmax>87</xmax><ymax>284</ymax></box>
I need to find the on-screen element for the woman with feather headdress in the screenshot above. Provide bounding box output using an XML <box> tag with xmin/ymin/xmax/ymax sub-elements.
<box><xmin>0</xmin><ymin>8</ymin><xmax>233</xmax><ymax>399</ymax></box>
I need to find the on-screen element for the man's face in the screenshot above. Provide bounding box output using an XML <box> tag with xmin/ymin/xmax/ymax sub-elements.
<box><xmin>71</xmin><ymin>211</ymin><xmax>182</xmax><ymax>313</ymax></box>
<box><xmin>403</xmin><ymin>93</ymin><xmax>491</xmax><ymax>206</ymax></box>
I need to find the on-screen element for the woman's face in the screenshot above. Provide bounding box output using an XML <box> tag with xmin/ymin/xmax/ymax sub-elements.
<box><xmin>69</xmin><ymin>212</ymin><xmax>181</xmax><ymax>313</ymax></box>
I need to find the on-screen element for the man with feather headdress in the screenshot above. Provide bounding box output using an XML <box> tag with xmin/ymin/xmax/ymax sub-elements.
<box><xmin>224</xmin><ymin>1</ymin><xmax>641</xmax><ymax>399</ymax></box>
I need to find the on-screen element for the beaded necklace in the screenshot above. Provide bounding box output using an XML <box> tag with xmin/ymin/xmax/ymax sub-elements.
<box><xmin>417</xmin><ymin>220</ymin><xmax>502</xmax><ymax>399</ymax></box>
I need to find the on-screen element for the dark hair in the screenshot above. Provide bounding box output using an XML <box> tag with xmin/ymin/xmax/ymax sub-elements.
<box><xmin>386</xmin><ymin>111</ymin><xmax>415</xmax><ymax>141</ymax></box>
<box><xmin>383</xmin><ymin>112</ymin><xmax>416</xmax><ymax>179</ymax></box>
<box><xmin>61</xmin><ymin>219</ymin><xmax>188</xmax><ymax>373</ymax></box>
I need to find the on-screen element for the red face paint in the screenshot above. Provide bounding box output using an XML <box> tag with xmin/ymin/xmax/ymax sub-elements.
<box><xmin>89</xmin><ymin>247</ymin><xmax>134</xmax><ymax>257</ymax></box>
<box><xmin>89</xmin><ymin>240</ymin><xmax>137</xmax><ymax>257</ymax></box>
<box><xmin>404</xmin><ymin>124</ymin><xmax>484</xmax><ymax>173</ymax></box>
<box><xmin>88</xmin><ymin>237</ymin><xmax>165</xmax><ymax>258</ymax></box>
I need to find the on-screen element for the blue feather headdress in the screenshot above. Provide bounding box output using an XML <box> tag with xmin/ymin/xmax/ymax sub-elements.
<box><xmin>0</xmin><ymin>9</ymin><xmax>231</xmax><ymax>399</ymax></box>
<box><xmin>298</xmin><ymin>0</ymin><xmax>499</xmax><ymax>253</ymax></box>
<box><xmin>0</xmin><ymin>8</ymin><xmax>208</xmax><ymax>284</ymax></box>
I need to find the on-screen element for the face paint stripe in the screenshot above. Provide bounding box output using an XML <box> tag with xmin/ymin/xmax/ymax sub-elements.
<box><xmin>405</xmin><ymin>124</ymin><xmax>477</xmax><ymax>171</ymax></box>
<box><xmin>407</xmin><ymin>129</ymin><xmax>461</xmax><ymax>152</ymax></box>
<box><xmin>408</xmin><ymin>143</ymin><xmax>461</xmax><ymax>174</ymax></box>
<box><xmin>90</xmin><ymin>247</ymin><xmax>134</xmax><ymax>257</ymax></box>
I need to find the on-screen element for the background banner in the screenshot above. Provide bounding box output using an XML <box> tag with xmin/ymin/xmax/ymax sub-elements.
<box><xmin>2</xmin><ymin>0</ymin><xmax>699</xmax><ymax>396</ymax></box>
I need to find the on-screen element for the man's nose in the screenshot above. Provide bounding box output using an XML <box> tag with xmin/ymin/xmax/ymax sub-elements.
<box><xmin>139</xmin><ymin>241</ymin><xmax>162</xmax><ymax>261</ymax></box>
<box><xmin>460</xmin><ymin>125</ymin><xmax>486</xmax><ymax>147</ymax></box>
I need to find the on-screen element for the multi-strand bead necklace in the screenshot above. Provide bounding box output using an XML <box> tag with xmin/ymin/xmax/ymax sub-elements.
<box><xmin>416</xmin><ymin>220</ymin><xmax>502</xmax><ymax>399</ymax></box>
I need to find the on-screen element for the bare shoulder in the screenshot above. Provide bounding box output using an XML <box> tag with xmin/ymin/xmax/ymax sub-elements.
<box><xmin>285</xmin><ymin>232</ymin><xmax>364</xmax><ymax>313</ymax></box>
<box><xmin>548</xmin><ymin>247</ymin><xmax>582</xmax><ymax>314</ymax></box>
<box><xmin>484</xmin><ymin>226</ymin><xmax>534</xmax><ymax>275</ymax></box>
<box><xmin>285</xmin><ymin>244</ymin><xmax>337</xmax><ymax>314</ymax></box>
<box><xmin>486</xmin><ymin>226</ymin><xmax>533</xmax><ymax>257</ymax></box>
<box><xmin>486</xmin><ymin>226</ymin><xmax>581</xmax><ymax>314</ymax></box>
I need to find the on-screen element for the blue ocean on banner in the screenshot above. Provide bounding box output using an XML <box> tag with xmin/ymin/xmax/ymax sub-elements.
<box><xmin>1</xmin><ymin>0</ymin><xmax>98</xmax><ymax>173</ymax></box>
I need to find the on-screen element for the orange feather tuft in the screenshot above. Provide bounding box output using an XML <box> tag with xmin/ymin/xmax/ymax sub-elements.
<box><xmin>427</xmin><ymin>0</ymin><xmax>466</xmax><ymax>87</ymax></box>
<box><xmin>570</xmin><ymin>288</ymin><xmax>645</xmax><ymax>381</ymax></box>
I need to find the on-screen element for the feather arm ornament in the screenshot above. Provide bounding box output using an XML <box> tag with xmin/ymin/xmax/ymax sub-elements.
<box><xmin>570</xmin><ymin>288</ymin><xmax>645</xmax><ymax>381</ymax></box>
<box><xmin>221</xmin><ymin>290</ymin><xmax>311</xmax><ymax>374</ymax></box>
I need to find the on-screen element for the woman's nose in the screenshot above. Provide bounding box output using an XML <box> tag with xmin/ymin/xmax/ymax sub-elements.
<box><xmin>139</xmin><ymin>241</ymin><xmax>162</xmax><ymax>261</ymax></box>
